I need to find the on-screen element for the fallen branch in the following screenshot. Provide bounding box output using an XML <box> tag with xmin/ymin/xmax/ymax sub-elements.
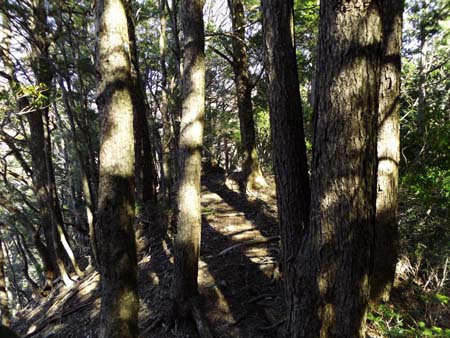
<box><xmin>216</xmin><ymin>236</ymin><xmax>280</xmax><ymax>257</ymax></box>
<box><xmin>25</xmin><ymin>300</ymin><xmax>94</xmax><ymax>337</ymax></box>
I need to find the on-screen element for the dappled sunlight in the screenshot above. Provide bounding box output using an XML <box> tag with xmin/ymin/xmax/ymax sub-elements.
<box><xmin>197</xmin><ymin>175</ymin><xmax>283</xmax><ymax>336</ymax></box>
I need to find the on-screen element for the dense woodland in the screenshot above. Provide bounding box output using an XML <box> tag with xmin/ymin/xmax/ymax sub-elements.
<box><xmin>0</xmin><ymin>0</ymin><xmax>449</xmax><ymax>337</ymax></box>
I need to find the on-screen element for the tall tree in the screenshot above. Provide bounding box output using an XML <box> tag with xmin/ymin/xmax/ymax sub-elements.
<box><xmin>228</xmin><ymin>0</ymin><xmax>267</xmax><ymax>192</ymax></box>
<box><xmin>0</xmin><ymin>10</ymin><xmax>58</xmax><ymax>289</ymax></box>
<box><xmin>159</xmin><ymin>0</ymin><xmax>172</xmax><ymax>203</ymax></box>
<box><xmin>94</xmin><ymin>0</ymin><xmax>138</xmax><ymax>337</ymax></box>
<box><xmin>126</xmin><ymin>2</ymin><xmax>158</xmax><ymax>206</ymax></box>
<box><xmin>293</xmin><ymin>1</ymin><xmax>382</xmax><ymax>337</ymax></box>
<box><xmin>371</xmin><ymin>0</ymin><xmax>404</xmax><ymax>302</ymax></box>
<box><xmin>171</xmin><ymin>0</ymin><xmax>206</xmax><ymax>318</ymax></box>
<box><xmin>260</xmin><ymin>0</ymin><xmax>311</xmax><ymax>329</ymax></box>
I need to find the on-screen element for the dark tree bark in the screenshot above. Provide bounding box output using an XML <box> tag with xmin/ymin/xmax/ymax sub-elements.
<box><xmin>159</xmin><ymin>0</ymin><xmax>172</xmax><ymax>203</ymax></box>
<box><xmin>228</xmin><ymin>0</ymin><xmax>267</xmax><ymax>192</ymax></box>
<box><xmin>172</xmin><ymin>0</ymin><xmax>206</xmax><ymax>318</ymax></box>
<box><xmin>94</xmin><ymin>0</ymin><xmax>138</xmax><ymax>337</ymax></box>
<box><xmin>293</xmin><ymin>1</ymin><xmax>383</xmax><ymax>337</ymax></box>
<box><xmin>166</xmin><ymin>0</ymin><xmax>183</xmax><ymax>205</ymax></box>
<box><xmin>126</xmin><ymin>3</ymin><xmax>158</xmax><ymax>206</ymax></box>
<box><xmin>0</xmin><ymin>10</ymin><xmax>59</xmax><ymax>288</ymax></box>
<box><xmin>261</xmin><ymin>0</ymin><xmax>311</xmax><ymax>329</ymax></box>
<box><xmin>371</xmin><ymin>0</ymin><xmax>404</xmax><ymax>302</ymax></box>
<box><xmin>13</xmin><ymin>234</ymin><xmax>41</xmax><ymax>298</ymax></box>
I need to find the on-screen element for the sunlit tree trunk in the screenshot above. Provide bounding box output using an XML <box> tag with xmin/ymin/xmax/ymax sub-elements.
<box><xmin>0</xmin><ymin>230</ymin><xmax>11</xmax><ymax>327</ymax></box>
<box><xmin>416</xmin><ymin>0</ymin><xmax>430</xmax><ymax>137</ymax></box>
<box><xmin>94</xmin><ymin>0</ymin><xmax>138</xmax><ymax>337</ymax></box>
<box><xmin>172</xmin><ymin>0</ymin><xmax>205</xmax><ymax>317</ymax></box>
<box><xmin>293</xmin><ymin>1</ymin><xmax>382</xmax><ymax>337</ymax></box>
<box><xmin>228</xmin><ymin>0</ymin><xmax>267</xmax><ymax>192</ymax></box>
<box><xmin>261</xmin><ymin>0</ymin><xmax>311</xmax><ymax>331</ymax></box>
<box><xmin>371</xmin><ymin>0</ymin><xmax>404</xmax><ymax>302</ymax></box>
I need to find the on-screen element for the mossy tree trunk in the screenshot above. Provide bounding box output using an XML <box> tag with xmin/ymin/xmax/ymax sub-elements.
<box><xmin>94</xmin><ymin>0</ymin><xmax>138</xmax><ymax>337</ymax></box>
<box><xmin>172</xmin><ymin>0</ymin><xmax>206</xmax><ymax>318</ymax></box>
<box><xmin>293</xmin><ymin>1</ymin><xmax>383</xmax><ymax>337</ymax></box>
<box><xmin>371</xmin><ymin>0</ymin><xmax>404</xmax><ymax>302</ymax></box>
<box><xmin>261</xmin><ymin>0</ymin><xmax>311</xmax><ymax>331</ymax></box>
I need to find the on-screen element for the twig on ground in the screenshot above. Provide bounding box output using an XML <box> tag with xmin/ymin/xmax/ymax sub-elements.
<box><xmin>216</xmin><ymin>236</ymin><xmax>280</xmax><ymax>257</ymax></box>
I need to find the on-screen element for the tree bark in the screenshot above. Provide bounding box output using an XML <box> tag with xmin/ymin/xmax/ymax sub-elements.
<box><xmin>172</xmin><ymin>0</ymin><xmax>205</xmax><ymax>318</ymax></box>
<box><xmin>94</xmin><ymin>0</ymin><xmax>138</xmax><ymax>337</ymax></box>
<box><xmin>126</xmin><ymin>4</ymin><xmax>158</xmax><ymax>206</ymax></box>
<box><xmin>166</xmin><ymin>0</ymin><xmax>183</xmax><ymax>205</ymax></box>
<box><xmin>29</xmin><ymin>0</ymin><xmax>76</xmax><ymax>287</ymax></box>
<box><xmin>371</xmin><ymin>0</ymin><xmax>403</xmax><ymax>302</ymax></box>
<box><xmin>293</xmin><ymin>1</ymin><xmax>382</xmax><ymax>337</ymax></box>
<box><xmin>160</xmin><ymin>0</ymin><xmax>172</xmax><ymax>203</ymax></box>
<box><xmin>261</xmin><ymin>0</ymin><xmax>311</xmax><ymax>330</ymax></box>
<box><xmin>228</xmin><ymin>0</ymin><xmax>267</xmax><ymax>192</ymax></box>
<box><xmin>0</xmin><ymin>229</ymin><xmax>11</xmax><ymax>327</ymax></box>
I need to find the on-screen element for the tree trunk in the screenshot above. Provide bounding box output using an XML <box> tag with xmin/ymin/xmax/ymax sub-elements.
<box><xmin>43</xmin><ymin>110</ymin><xmax>83</xmax><ymax>281</ymax></box>
<box><xmin>126</xmin><ymin>5</ymin><xmax>158</xmax><ymax>206</ymax></box>
<box><xmin>228</xmin><ymin>0</ymin><xmax>266</xmax><ymax>192</ymax></box>
<box><xmin>29</xmin><ymin>0</ymin><xmax>75</xmax><ymax>287</ymax></box>
<box><xmin>0</xmin><ymin>9</ymin><xmax>59</xmax><ymax>288</ymax></box>
<box><xmin>0</xmin><ymin>230</ymin><xmax>11</xmax><ymax>327</ymax></box>
<box><xmin>261</xmin><ymin>0</ymin><xmax>311</xmax><ymax>330</ymax></box>
<box><xmin>167</xmin><ymin>0</ymin><xmax>183</xmax><ymax>205</ymax></box>
<box><xmin>13</xmin><ymin>234</ymin><xmax>41</xmax><ymax>299</ymax></box>
<box><xmin>416</xmin><ymin>0</ymin><xmax>430</xmax><ymax>137</ymax></box>
<box><xmin>293</xmin><ymin>1</ymin><xmax>382</xmax><ymax>337</ymax></box>
<box><xmin>160</xmin><ymin>0</ymin><xmax>172</xmax><ymax>203</ymax></box>
<box><xmin>172</xmin><ymin>0</ymin><xmax>206</xmax><ymax>318</ymax></box>
<box><xmin>371</xmin><ymin>0</ymin><xmax>403</xmax><ymax>303</ymax></box>
<box><xmin>94</xmin><ymin>0</ymin><xmax>138</xmax><ymax>337</ymax></box>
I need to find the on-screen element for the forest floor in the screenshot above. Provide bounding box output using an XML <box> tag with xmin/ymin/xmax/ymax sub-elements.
<box><xmin>12</xmin><ymin>172</ymin><xmax>450</xmax><ymax>338</ymax></box>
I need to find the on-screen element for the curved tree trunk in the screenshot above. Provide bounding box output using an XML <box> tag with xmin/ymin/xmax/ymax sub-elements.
<box><xmin>371</xmin><ymin>0</ymin><xmax>404</xmax><ymax>302</ymax></box>
<box><xmin>261</xmin><ymin>0</ymin><xmax>311</xmax><ymax>331</ymax></box>
<box><xmin>228</xmin><ymin>0</ymin><xmax>267</xmax><ymax>192</ymax></box>
<box><xmin>94</xmin><ymin>0</ymin><xmax>138</xmax><ymax>337</ymax></box>
<box><xmin>172</xmin><ymin>0</ymin><xmax>206</xmax><ymax>318</ymax></box>
<box><xmin>293</xmin><ymin>1</ymin><xmax>383</xmax><ymax>337</ymax></box>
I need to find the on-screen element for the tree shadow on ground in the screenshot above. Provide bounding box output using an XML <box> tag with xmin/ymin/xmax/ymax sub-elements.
<box><xmin>199</xmin><ymin>173</ymin><xmax>284</xmax><ymax>338</ymax></box>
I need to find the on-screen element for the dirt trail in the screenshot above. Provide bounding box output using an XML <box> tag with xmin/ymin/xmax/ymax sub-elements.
<box><xmin>15</xmin><ymin>173</ymin><xmax>284</xmax><ymax>338</ymax></box>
